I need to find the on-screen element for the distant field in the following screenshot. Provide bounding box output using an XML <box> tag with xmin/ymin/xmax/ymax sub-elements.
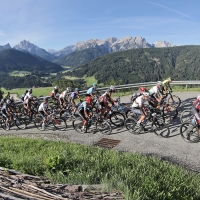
<box><xmin>2</xmin><ymin>87</ymin><xmax>53</xmax><ymax>98</ymax></box>
<box><xmin>9</xmin><ymin>70</ymin><xmax>31</xmax><ymax>77</ymax></box>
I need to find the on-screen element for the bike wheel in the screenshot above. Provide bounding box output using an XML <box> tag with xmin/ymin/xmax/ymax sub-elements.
<box><xmin>167</xmin><ymin>95</ymin><xmax>181</xmax><ymax>108</ymax></box>
<box><xmin>15</xmin><ymin>118</ymin><xmax>27</xmax><ymax>129</ymax></box>
<box><xmin>53</xmin><ymin>117</ymin><xmax>67</xmax><ymax>131</ymax></box>
<box><xmin>1</xmin><ymin>118</ymin><xmax>9</xmax><ymax>130</ymax></box>
<box><xmin>72</xmin><ymin>119</ymin><xmax>87</xmax><ymax>133</ymax></box>
<box><xmin>34</xmin><ymin>117</ymin><xmax>43</xmax><ymax>130</ymax></box>
<box><xmin>180</xmin><ymin>122</ymin><xmax>200</xmax><ymax>143</ymax></box>
<box><xmin>96</xmin><ymin>121</ymin><xmax>112</xmax><ymax>135</ymax></box>
<box><xmin>162</xmin><ymin>105</ymin><xmax>178</xmax><ymax>122</ymax></box>
<box><xmin>125</xmin><ymin>118</ymin><xmax>141</xmax><ymax>134</ymax></box>
<box><xmin>180</xmin><ymin>110</ymin><xmax>193</xmax><ymax>124</ymax></box>
<box><xmin>109</xmin><ymin>111</ymin><xmax>125</xmax><ymax>127</ymax></box>
<box><xmin>151</xmin><ymin>121</ymin><xmax>170</xmax><ymax>138</ymax></box>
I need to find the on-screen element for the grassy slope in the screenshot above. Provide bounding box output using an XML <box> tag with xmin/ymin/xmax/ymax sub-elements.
<box><xmin>0</xmin><ymin>136</ymin><xmax>200</xmax><ymax>200</ymax></box>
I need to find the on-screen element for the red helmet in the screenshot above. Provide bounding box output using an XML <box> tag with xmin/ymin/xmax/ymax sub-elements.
<box><xmin>140</xmin><ymin>87</ymin><xmax>147</xmax><ymax>92</ymax></box>
<box><xmin>86</xmin><ymin>96</ymin><xmax>93</xmax><ymax>103</ymax></box>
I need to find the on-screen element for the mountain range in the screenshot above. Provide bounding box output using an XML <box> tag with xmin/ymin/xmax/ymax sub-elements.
<box><xmin>0</xmin><ymin>36</ymin><xmax>174</xmax><ymax>63</ymax></box>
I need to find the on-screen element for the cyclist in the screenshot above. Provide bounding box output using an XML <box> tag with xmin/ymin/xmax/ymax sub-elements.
<box><xmin>59</xmin><ymin>87</ymin><xmax>71</xmax><ymax>107</ymax></box>
<box><xmin>38</xmin><ymin>97</ymin><xmax>49</xmax><ymax>130</ymax></box>
<box><xmin>50</xmin><ymin>86</ymin><xmax>60</xmax><ymax>101</ymax></box>
<box><xmin>23</xmin><ymin>94</ymin><xmax>36</xmax><ymax>117</ymax></box>
<box><xmin>130</xmin><ymin>87</ymin><xmax>148</xmax><ymax>102</ymax></box>
<box><xmin>98</xmin><ymin>85</ymin><xmax>117</xmax><ymax>119</ymax></box>
<box><xmin>131</xmin><ymin>92</ymin><xmax>150</xmax><ymax>130</ymax></box>
<box><xmin>1</xmin><ymin>99</ymin><xmax>12</xmax><ymax>130</ymax></box>
<box><xmin>149</xmin><ymin>81</ymin><xmax>163</xmax><ymax>107</ymax></box>
<box><xmin>86</xmin><ymin>83</ymin><xmax>98</xmax><ymax>98</ymax></box>
<box><xmin>68</xmin><ymin>88</ymin><xmax>81</xmax><ymax>113</ymax></box>
<box><xmin>4</xmin><ymin>92</ymin><xmax>10</xmax><ymax>100</ymax></box>
<box><xmin>162</xmin><ymin>77</ymin><xmax>172</xmax><ymax>92</ymax></box>
<box><xmin>21</xmin><ymin>90</ymin><xmax>28</xmax><ymax>102</ymax></box>
<box><xmin>78</xmin><ymin>96</ymin><xmax>93</xmax><ymax>131</ymax></box>
<box><xmin>24</xmin><ymin>88</ymin><xmax>33</xmax><ymax>101</ymax></box>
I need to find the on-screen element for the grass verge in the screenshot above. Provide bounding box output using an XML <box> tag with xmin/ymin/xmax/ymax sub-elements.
<box><xmin>0</xmin><ymin>136</ymin><xmax>200</xmax><ymax>200</ymax></box>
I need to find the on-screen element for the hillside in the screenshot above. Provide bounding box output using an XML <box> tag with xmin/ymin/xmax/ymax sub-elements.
<box><xmin>65</xmin><ymin>45</ymin><xmax>200</xmax><ymax>84</ymax></box>
<box><xmin>0</xmin><ymin>49</ymin><xmax>63</xmax><ymax>73</ymax></box>
<box><xmin>54</xmin><ymin>47</ymin><xmax>110</xmax><ymax>67</ymax></box>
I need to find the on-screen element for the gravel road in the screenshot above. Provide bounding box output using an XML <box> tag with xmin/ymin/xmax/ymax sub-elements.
<box><xmin>1</xmin><ymin>92</ymin><xmax>200</xmax><ymax>173</ymax></box>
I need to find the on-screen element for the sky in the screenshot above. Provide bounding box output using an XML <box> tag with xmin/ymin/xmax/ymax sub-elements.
<box><xmin>0</xmin><ymin>0</ymin><xmax>200</xmax><ymax>51</ymax></box>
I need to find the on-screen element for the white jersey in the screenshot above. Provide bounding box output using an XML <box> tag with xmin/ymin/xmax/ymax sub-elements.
<box><xmin>132</xmin><ymin>95</ymin><xmax>146</xmax><ymax>108</ymax></box>
<box><xmin>24</xmin><ymin>93</ymin><xmax>31</xmax><ymax>101</ymax></box>
<box><xmin>149</xmin><ymin>86</ymin><xmax>159</xmax><ymax>95</ymax></box>
<box><xmin>59</xmin><ymin>90</ymin><xmax>69</xmax><ymax>99</ymax></box>
<box><xmin>38</xmin><ymin>102</ymin><xmax>49</xmax><ymax>112</ymax></box>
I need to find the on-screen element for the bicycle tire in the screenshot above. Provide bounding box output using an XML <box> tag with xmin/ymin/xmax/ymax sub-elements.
<box><xmin>180</xmin><ymin>109</ymin><xmax>193</xmax><ymax>124</ymax></box>
<box><xmin>34</xmin><ymin>117</ymin><xmax>43</xmax><ymax>130</ymax></box>
<box><xmin>167</xmin><ymin>95</ymin><xmax>181</xmax><ymax>108</ymax></box>
<box><xmin>72</xmin><ymin>120</ymin><xmax>87</xmax><ymax>133</ymax></box>
<box><xmin>15</xmin><ymin>118</ymin><xmax>27</xmax><ymax>129</ymax></box>
<box><xmin>96</xmin><ymin>121</ymin><xmax>112</xmax><ymax>135</ymax></box>
<box><xmin>109</xmin><ymin>111</ymin><xmax>125</xmax><ymax>127</ymax></box>
<box><xmin>180</xmin><ymin>122</ymin><xmax>200</xmax><ymax>143</ymax></box>
<box><xmin>125</xmin><ymin>118</ymin><xmax>142</xmax><ymax>134</ymax></box>
<box><xmin>151</xmin><ymin>122</ymin><xmax>170</xmax><ymax>138</ymax></box>
<box><xmin>52</xmin><ymin>117</ymin><xmax>67</xmax><ymax>131</ymax></box>
<box><xmin>162</xmin><ymin>105</ymin><xmax>178</xmax><ymax>121</ymax></box>
<box><xmin>1</xmin><ymin>118</ymin><xmax>9</xmax><ymax>130</ymax></box>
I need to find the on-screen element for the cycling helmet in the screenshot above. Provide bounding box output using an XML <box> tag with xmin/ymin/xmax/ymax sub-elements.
<box><xmin>25</xmin><ymin>90</ymin><xmax>28</xmax><ymax>93</ymax></box>
<box><xmin>140</xmin><ymin>87</ymin><xmax>147</xmax><ymax>92</ymax></box>
<box><xmin>66</xmin><ymin>87</ymin><xmax>71</xmax><ymax>91</ymax></box>
<box><xmin>44</xmin><ymin>97</ymin><xmax>48</xmax><ymax>101</ymax></box>
<box><xmin>10</xmin><ymin>96</ymin><xmax>14</xmax><ymax>100</ymax></box>
<box><xmin>93</xmin><ymin>83</ymin><xmax>97</xmax><ymax>87</ymax></box>
<box><xmin>143</xmin><ymin>92</ymin><xmax>149</xmax><ymax>97</ymax></box>
<box><xmin>54</xmin><ymin>86</ymin><xmax>58</xmax><ymax>90</ymax></box>
<box><xmin>157</xmin><ymin>81</ymin><xmax>162</xmax><ymax>86</ymax></box>
<box><xmin>86</xmin><ymin>96</ymin><xmax>93</xmax><ymax>103</ymax></box>
<box><xmin>6</xmin><ymin>99</ymin><xmax>11</xmax><ymax>104</ymax></box>
<box><xmin>75</xmin><ymin>88</ymin><xmax>79</xmax><ymax>92</ymax></box>
<box><xmin>28</xmin><ymin>88</ymin><xmax>32</xmax><ymax>93</ymax></box>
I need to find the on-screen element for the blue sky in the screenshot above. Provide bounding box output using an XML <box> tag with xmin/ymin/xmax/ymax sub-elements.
<box><xmin>0</xmin><ymin>0</ymin><xmax>200</xmax><ymax>50</ymax></box>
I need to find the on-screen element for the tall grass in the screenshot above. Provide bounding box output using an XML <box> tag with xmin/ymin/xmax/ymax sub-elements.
<box><xmin>0</xmin><ymin>136</ymin><xmax>200</xmax><ymax>200</ymax></box>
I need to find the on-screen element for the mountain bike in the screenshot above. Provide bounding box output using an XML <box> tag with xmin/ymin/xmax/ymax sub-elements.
<box><xmin>72</xmin><ymin>113</ymin><xmax>112</xmax><ymax>135</ymax></box>
<box><xmin>180</xmin><ymin>118</ymin><xmax>200</xmax><ymax>143</ymax></box>
<box><xmin>125</xmin><ymin>105</ymin><xmax>170</xmax><ymax>137</ymax></box>
<box><xmin>0</xmin><ymin>112</ymin><xmax>27</xmax><ymax>131</ymax></box>
<box><xmin>34</xmin><ymin>110</ymin><xmax>67</xmax><ymax>131</ymax></box>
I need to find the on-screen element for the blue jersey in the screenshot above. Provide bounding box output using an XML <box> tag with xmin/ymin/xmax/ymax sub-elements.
<box><xmin>86</xmin><ymin>87</ymin><xmax>95</xmax><ymax>95</ymax></box>
<box><xmin>70</xmin><ymin>92</ymin><xmax>78</xmax><ymax>100</ymax></box>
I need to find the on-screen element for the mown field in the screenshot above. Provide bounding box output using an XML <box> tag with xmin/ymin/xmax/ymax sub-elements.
<box><xmin>0</xmin><ymin>136</ymin><xmax>200</xmax><ymax>200</ymax></box>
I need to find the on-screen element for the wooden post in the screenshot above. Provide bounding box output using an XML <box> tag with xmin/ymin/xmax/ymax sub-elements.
<box><xmin>186</xmin><ymin>84</ymin><xmax>188</xmax><ymax>90</ymax></box>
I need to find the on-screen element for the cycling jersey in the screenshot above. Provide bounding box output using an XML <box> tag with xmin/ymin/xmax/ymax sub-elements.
<box><xmin>70</xmin><ymin>92</ymin><xmax>78</xmax><ymax>100</ymax></box>
<box><xmin>193</xmin><ymin>95</ymin><xmax>200</xmax><ymax>110</ymax></box>
<box><xmin>78</xmin><ymin>101</ymin><xmax>91</xmax><ymax>111</ymax></box>
<box><xmin>50</xmin><ymin>89</ymin><xmax>59</xmax><ymax>97</ymax></box>
<box><xmin>38</xmin><ymin>102</ymin><xmax>49</xmax><ymax>112</ymax></box>
<box><xmin>59</xmin><ymin>91</ymin><xmax>69</xmax><ymax>99</ymax></box>
<box><xmin>132</xmin><ymin>95</ymin><xmax>147</xmax><ymax>108</ymax></box>
<box><xmin>86</xmin><ymin>87</ymin><xmax>95</xmax><ymax>95</ymax></box>
<box><xmin>24</xmin><ymin>92</ymin><xmax>32</xmax><ymax>101</ymax></box>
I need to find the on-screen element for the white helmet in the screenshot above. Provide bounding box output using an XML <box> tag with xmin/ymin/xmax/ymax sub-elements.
<box><xmin>157</xmin><ymin>81</ymin><xmax>162</xmax><ymax>86</ymax></box>
<box><xmin>6</xmin><ymin>99</ymin><xmax>11</xmax><ymax>104</ymax></box>
<box><xmin>54</xmin><ymin>86</ymin><xmax>59</xmax><ymax>90</ymax></box>
<box><xmin>143</xmin><ymin>92</ymin><xmax>149</xmax><ymax>97</ymax></box>
<box><xmin>66</xmin><ymin>87</ymin><xmax>71</xmax><ymax>91</ymax></box>
<box><xmin>110</xmin><ymin>85</ymin><xmax>116</xmax><ymax>90</ymax></box>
